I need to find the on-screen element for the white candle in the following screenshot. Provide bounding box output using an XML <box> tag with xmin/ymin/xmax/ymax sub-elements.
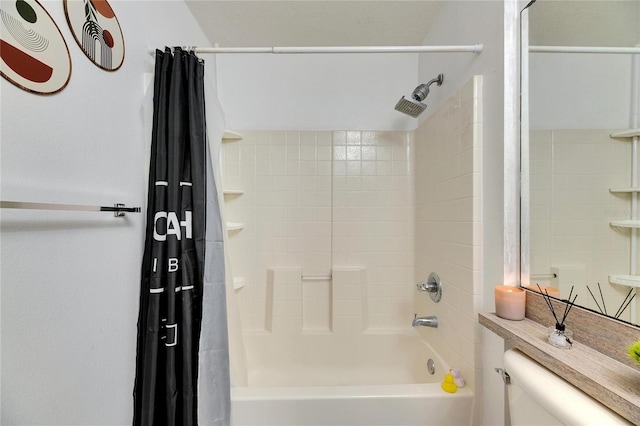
<box><xmin>495</xmin><ymin>285</ymin><xmax>526</xmax><ymax>320</ymax></box>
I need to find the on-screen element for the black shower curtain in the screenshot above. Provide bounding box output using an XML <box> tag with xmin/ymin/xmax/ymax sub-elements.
<box><xmin>133</xmin><ymin>47</ymin><xmax>208</xmax><ymax>426</ymax></box>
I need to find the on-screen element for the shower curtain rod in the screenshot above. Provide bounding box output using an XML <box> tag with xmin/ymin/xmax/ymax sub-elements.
<box><xmin>153</xmin><ymin>44</ymin><xmax>484</xmax><ymax>55</ymax></box>
<box><xmin>530</xmin><ymin>45</ymin><xmax>640</xmax><ymax>54</ymax></box>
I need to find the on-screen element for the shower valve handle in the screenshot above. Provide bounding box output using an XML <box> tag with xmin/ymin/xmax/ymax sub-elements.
<box><xmin>416</xmin><ymin>272</ymin><xmax>442</xmax><ymax>303</ymax></box>
<box><xmin>417</xmin><ymin>281</ymin><xmax>438</xmax><ymax>292</ymax></box>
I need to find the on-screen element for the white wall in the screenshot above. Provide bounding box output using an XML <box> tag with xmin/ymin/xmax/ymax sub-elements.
<box><xmin>0</xmin><ymin>1</ymin><xmax>214</xmax><ymax>424</ymax></box>
<box><xmin>530</xmin><ymin>54</ymin><xmax>632</xmax><ymax>130</ymax></box>
<box><xmin>414</xmin><ymin>1</ymin><xmax>515</xmax><ymax>424</ymax></box>
<box><xmin>216</xmin><ymin>53</ymin><xmax>419</xmax><ymax>131</ymax></box>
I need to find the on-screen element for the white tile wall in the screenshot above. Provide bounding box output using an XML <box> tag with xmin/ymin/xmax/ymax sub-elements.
<box><xmin>267</xmin><ymin>267</ymin><xmax>303</xmax><ymax>334</ymax></box>
<box><xmin>332</xmin><ymin>130</ymin><xmax>414</xmax><ymax>331</ymax></box>
<box><xmin>222</xmin><ymin>129</ymin><xmax>414</xmax><ymax>333</ymax></box>
<box><xmin>530</xmin><ymin>129</ymin><xmax>636</xmax><ymax>323</ymax></box>
<box><xmin>413</xmin><ymin>76</ymin><xmax>483</xmax><ymax>391</ymax></box>
<box><xmin>222</xmin><ymin>131</ymin><xmax>333</xmax><ymax>331</ymax></box>
<box><xmin>332</xmin><ymin>267</ymin><xmax>367</xmax><ymax>334</ymax></box>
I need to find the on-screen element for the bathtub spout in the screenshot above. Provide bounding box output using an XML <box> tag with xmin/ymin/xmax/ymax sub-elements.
<box><xmin>412</xmin><ymin>314</ymin><xmax>438</xmax><ymax>328</ymax></box>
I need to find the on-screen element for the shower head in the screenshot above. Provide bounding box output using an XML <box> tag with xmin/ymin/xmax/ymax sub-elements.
<box><xmin>395</xmin><ymin>73</ymin><xmax>444</xmax><ymax>118</ymax></box>
<box><xmin>394</xmin><ymin>97</ymin><xmax>427</xmax><ymax>118</ymax></box>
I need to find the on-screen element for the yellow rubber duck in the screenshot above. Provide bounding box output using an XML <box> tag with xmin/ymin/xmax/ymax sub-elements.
<box><xmin>441</xmin><ymin>373</ymin><xmax>458</xmax><ymax>393</ymax></box>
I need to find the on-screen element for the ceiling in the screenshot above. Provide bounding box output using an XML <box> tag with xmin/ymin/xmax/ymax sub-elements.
<box><xmin>185</xmin><ymin>1</ymin><xmax>447</xmax><ymax>47</ymax></box>
<box><xmin>185</xmin><ymin>1</ymin><xmax>640</xmax><ymax>49</ymax></box>
<box><xmin>528</xmin><ymin>0</ymin><xmax>640</xmax><ymax>47</ymax></box>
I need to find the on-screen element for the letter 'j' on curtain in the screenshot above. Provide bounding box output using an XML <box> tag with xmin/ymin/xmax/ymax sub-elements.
<box><xmin>134</xmin><ymin>47</ymin><xmax>230</xmax><ymax>426</ymax></box>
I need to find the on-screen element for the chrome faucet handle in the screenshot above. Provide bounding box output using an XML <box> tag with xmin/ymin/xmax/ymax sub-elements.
<box><xmin>416</xmin><ymin>272</ymin><xmax>442</xmax><ymax>303</ymax></box>
<box><xmin>417</xmin><ymin>281</ymin><xmax>438</xmax><ymax>292</ymax></box>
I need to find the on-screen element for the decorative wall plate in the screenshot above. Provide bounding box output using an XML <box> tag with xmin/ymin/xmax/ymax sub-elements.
<box><xmin>64</xmin><ymin>0</ymin><xmax>124</xmax><ymax>71</ymax></box>
<box><xmin>0</xmin><ymin>0</ymin><xmax>72</xmax><ymax>94</ymax></box>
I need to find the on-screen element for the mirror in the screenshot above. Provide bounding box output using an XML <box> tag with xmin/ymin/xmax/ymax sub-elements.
<box><xmin>520</xmin><ymin>0</ymin><xmax>640</xmax><ymax>326</ymax></box>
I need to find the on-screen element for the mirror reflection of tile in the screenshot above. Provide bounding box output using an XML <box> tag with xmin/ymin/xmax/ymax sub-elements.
<box><xmin>524</xmin><ymin>0</ymin><xmax>640</xmax><ymax>327</ymax></box>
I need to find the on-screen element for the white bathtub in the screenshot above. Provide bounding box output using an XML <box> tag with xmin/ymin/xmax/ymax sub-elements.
<box><xmin>230</xmin><ymin>332</ymin><xmax>473</xmax><ymax>425</ymax></box>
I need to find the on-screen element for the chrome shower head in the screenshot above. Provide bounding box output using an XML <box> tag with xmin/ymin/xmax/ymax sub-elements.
<box><xmin>395</xmin><ymin>74</ymin><xmax>444</xmax><ymax>118</ymax></box>
<box><xmin>394</xmin><ymin>96</ymin><xmax>427</xmax><ymax>118</ymax></box>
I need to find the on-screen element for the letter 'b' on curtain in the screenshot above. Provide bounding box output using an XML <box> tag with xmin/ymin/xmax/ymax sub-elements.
<box><xmin>133</xmin><ymin>47</ymin><xmax>229</xmax><ymax>426</ymax></box>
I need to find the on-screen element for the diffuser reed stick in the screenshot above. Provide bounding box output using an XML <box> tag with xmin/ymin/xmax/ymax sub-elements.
<box><xmin>586</xmin><ymin>285</ymin><xmax>605</xmax><ymax>314</ymax></box>
<box><xmin>537</xmin><ymin>284</ymin><xmax>561</xmax><ymax>327</ymax></box>
<box><xmin>597</xmin><ymin>283</ymin><xmax>608</xmax><ymax>316</ymax></box>
<box><xmin>614</xmin><ymin>289</ymin><xmax>636</xmax><ymax>320</ymax></box>
<box><xmin>586</xmin><ymin>283</ymin><xmax>636</xmax><ymax>320</ymax></box>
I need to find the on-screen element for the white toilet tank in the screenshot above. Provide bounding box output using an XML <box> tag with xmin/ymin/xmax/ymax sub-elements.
<box><xmin>503</xmin><ymin>349</ymin><xmax>631</xmax><ymax>425</ymax></box>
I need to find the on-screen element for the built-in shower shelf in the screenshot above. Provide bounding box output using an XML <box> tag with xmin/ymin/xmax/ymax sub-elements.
<box><xmin>222</xmin><ymin>130</ymin><xmax>243</xmax><ymax>141</ymax></box>
<box><xmin>227</xmin><ymin>222</ymin><xmax>245</xmax><ymax>232</ymax></box>
<box><xmin>233</xmin><ymin>277</ymin><xmax>245</xmax><ymax>290</ymax></box>
<box><xmin>610</xmin><ymin>187</ymin><xmax>640</xmax><ymax>193</ymax></box>
<box><xmin>223</xmin><ymin>189</ymin><xmax>244</xmax><ymax>196</ymax></box>
<box><xmin>610</xmin><ymin>220</ymin><xmax>640</xmax><ymax>229</ymax></box>
<box><xmin>610</xmin><ymin>129</ymin><xmax>640</xmax><ymax>139</ymax></box>
<box><xmin>609</xmin><ymin>274</ymin><xmax>640</xmax><ymax>288</ymax></box>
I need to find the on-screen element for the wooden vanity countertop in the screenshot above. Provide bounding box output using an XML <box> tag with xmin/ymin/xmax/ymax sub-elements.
<box><xmin>479</xmin><ymin>312</ymin><xmax>640</xmax><ymax>424</ymax></box>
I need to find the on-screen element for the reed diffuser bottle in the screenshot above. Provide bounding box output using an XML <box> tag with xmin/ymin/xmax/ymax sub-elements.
<box><xmin>537</xmin><ymin>284</ymin><xmax>577</xmax><ymax>349</ymax></box>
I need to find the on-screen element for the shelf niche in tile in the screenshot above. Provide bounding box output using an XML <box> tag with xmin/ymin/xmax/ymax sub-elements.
<box><xmin>609</xmin><ymin>274</ymin><xmax>640</xmax><ymax>288</ymax></box>
<box><xmin>233</xmin><ymin>277</ymin><xmax>245</xmax><ymax>290</ymax></box>
<box><xmin>609</xmin><ymin>188</ymin><xmax>640</xmax><ymax>194</ymax></box>
<box><xmin>610</xmin><ymin>220</ymin><xmax>640</xmax><ymax>229</ymax></box>
<box><xmin>222</xmin><ymin>130</ymin><xmax>243</xmax><ymax>141</ymax></box>
<box><xmin>610</xmin><ymin>128</ymin><xmax>640</xmax><ymax>139</ymax></box>
<box><xmin>226</xmin><ymin>222</ymin><xmax>245</xmax><ymax>232</ymax></box>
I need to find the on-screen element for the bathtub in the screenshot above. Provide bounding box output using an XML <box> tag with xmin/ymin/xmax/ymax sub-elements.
<box><xmin>230</xmin><ymin>331</ymin><xmax>473</xmax><ymax>425</ymax></box>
